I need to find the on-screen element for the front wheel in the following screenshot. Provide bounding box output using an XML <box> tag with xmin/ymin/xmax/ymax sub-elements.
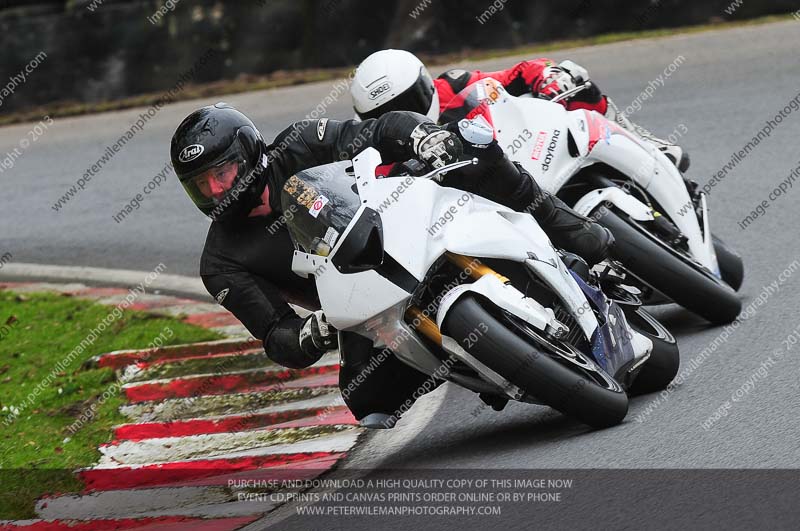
<box><xmin>442</xmin><ymin>294</ymin><xmax>629</xmax><ymax>429</ymax></box>
<box><xmin>595</xmin><ymin>209</ymin><xmax>741</xmax><ymax>324</ymax></box>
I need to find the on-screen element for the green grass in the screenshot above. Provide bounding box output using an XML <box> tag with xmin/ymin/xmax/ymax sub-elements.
<box><xmin>0</xmin><ymin>289</ymin><xmax>221</xmax><ymax>519</ymax></box>
<box><xmin>0</xmin><ymin>13</ymin><xmax>793</xmax><ymax>126</ymax></box>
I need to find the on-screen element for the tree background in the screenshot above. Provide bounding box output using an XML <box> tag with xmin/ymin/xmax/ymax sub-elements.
<box><xmin>0</xmin><ymin>0</ymin><xmax>794</xmax><ymax>111</ymax></box>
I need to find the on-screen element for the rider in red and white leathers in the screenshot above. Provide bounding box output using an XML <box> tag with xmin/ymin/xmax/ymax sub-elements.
<box><xmin>351</xmin><ymin>49</ymin><xmax>688</xmax><ymax>171</ymax></box>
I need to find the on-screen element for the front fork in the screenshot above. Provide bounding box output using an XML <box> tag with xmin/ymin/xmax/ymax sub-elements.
<box><xmin>404</xmin><ymin>253</ymin><xmax>508</xmax><ymax>345</ymax></box>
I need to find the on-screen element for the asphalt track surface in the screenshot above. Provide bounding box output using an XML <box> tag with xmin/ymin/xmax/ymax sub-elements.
<box><xmin>3</xmin><ymin>19</ymin><xmax>800</xmax><ymax>529</ymax></box>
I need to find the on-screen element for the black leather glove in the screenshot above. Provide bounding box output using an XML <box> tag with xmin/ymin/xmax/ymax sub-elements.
<box><xmin>410</xmin><ymin>123</ymin><xmax>463</xmax><ymax>172</ymax></box>
<box><xmin>299</xmin><ymin>310</ymin><xmax>338</xmax><ymax>356</ymax></box>
<box><xmin>390</xmin><ymin>117</ymin><xmax>502</xmax><ymax>179</ymax></box>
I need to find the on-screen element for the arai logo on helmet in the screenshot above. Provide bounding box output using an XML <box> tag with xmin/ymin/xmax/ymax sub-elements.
<box><xmin>369</xmin><ymin>81</ymin><xmax>392</xmax><ymax>100</ymax></box>
<box><xmin>178</xmin><ymin>144</ymin><xmax>204</xmax><ymax>163</ymax></box>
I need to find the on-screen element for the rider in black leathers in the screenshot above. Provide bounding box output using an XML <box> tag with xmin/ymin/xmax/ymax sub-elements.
<box><xmin>171</xmin><ymin>102</ymin><xmax>612</xmax><ymax>427</ymax></box>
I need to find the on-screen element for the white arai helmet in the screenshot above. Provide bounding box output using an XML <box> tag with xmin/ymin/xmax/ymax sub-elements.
<box><xmin>351</xmin><ymin>49</ymin><xmax>440</xmax><ymax>122</ymax></box>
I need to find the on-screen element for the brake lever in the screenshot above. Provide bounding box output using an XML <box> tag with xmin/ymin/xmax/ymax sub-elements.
<box><xmin>550</xmin><ymin>81</ymin><xmax>593</xmax><ymax>104</ymax></box>
<box><xmin>418</xmin><ymin>157</ymin><xmax>479</xmax><ymax>181</ymax></box>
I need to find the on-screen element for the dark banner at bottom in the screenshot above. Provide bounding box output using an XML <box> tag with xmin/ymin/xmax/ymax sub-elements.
<box><xmin>2</xmin><ymin>468</ymin><xmax>799</xmax><ymax>529</ymax></box>
<box><xmin>264</xmin><ymin>468</ymin><xmax>800</xmax><ymax>530</ymax></box>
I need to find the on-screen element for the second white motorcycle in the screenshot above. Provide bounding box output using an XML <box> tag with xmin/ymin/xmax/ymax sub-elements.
<box><xmin>447</xmin><ymin>78</ymin><xmax>743</xmax><ymax>324</ymax></box>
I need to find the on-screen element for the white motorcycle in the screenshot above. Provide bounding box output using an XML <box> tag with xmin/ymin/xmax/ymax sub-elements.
<box><xmin>446</xmin><ymin>78</ymin><xmax>743</xmax><ymax>324</ymax></box>
<box><xmin>283</xmin><ymin>149</ymin><xmax>679</xmax><ymax>428</ymax></box>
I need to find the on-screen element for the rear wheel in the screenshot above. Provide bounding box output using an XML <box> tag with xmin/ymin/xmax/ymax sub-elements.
<box><xmin>623</xmin><ymin>307</ymin><xmax>680</xmax><ymax>395</ymax></box>
<box><xmin>442</xmin><ymin>294</ymin><xmax>629</xmax><ymax>429</ymax></box>
<box><xmin>595</xmin><ymin>209</ymin><xmax>741</xmax><ymax>324</ymax></box>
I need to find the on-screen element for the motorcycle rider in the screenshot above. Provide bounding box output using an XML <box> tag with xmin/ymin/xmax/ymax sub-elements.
<box><xmin>171</xmin><ymin>102</ymin><xmax>611</xmax><ymax>428</ymax></box>
<box><xmin>350</xmin><ymin>49</ymin><xmax>689</xmax><ymax>172</ymax></box>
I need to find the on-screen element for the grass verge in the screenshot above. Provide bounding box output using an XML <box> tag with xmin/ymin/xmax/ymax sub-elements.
<box><xmin>0</xmin><ymin>289</ymin><xmax>221</xmax><ymax>519</ymax></box>
<box><xmin>0</xmin><ymin>13</ymin><xmax>793</xmax><ymax>126</ymax></box>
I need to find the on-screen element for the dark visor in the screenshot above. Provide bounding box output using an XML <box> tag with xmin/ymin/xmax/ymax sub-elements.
<box><xmin>179</xmin><ymin>137</ymin><xmax>256</xmax><ymax>216</ymax></box>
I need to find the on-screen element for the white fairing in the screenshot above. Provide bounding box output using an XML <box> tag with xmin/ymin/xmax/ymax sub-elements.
<box><xmin>573</xmin><ymin>187</ymin><xmax>654</xmax><ymax>222</ymax></box>
<box><xmin>471</xmin><ymin>79</ymin><xmax>717</xmax><ymax>271</ymax></box>
<box><xmin>291</xmin><ymin>148</ymin><xmax>609</xmax><ymax>391</ymax></box>
<box><xmin>293</xmin><ymin>246</ymin><xmax>410</xmax><ymax>330</ymax></box>
<box><xmin>331</xmin><ymin>167</ymin><xmax>598</xmax><ymax>339</ymax></box>
<box><xmin>435</xmin><ymin>275</ymin><xmax>555</xmax><ymax>333</ymax></box>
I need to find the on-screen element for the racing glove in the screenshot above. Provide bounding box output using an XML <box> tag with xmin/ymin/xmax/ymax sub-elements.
<box><xmin>536</xmin><ymin>65</ymin><xmax>577</xmax><ymax>100</ymax></box>
<box><xmin>299</xmin><ymin>310</ymin><xmax>338</xmax><ymax>357</ymax></box>
<box><xmin>536</xmin><ymin>60</ymin><xmax>604</xmax><ymax>107</ymax></box>
<box><xmin>410</xmin><ymin>123</ymin><xmax>463</xmax><ymax>173</ymax></box>
<box><xmin>386</xmin><ymin>116</ymin><xmax>487</xmax><ymax>177</ymax></box>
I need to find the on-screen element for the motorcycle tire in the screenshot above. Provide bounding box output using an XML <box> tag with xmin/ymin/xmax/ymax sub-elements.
<box><xmin>442</xmin><ymin>294</ymin><xmax>629</xmax><ymax>429</ymax></box>
<box><xmin>594</xmin><ymin>209</ymin><xmax>741</xmax><ymax>324</ymax></box>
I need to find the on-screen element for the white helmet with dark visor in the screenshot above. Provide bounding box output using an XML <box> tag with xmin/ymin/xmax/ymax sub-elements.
<box><xmin>351</xmin><ymin>49</ymin><xmax>440</xmax><ymax>122</ymax></box>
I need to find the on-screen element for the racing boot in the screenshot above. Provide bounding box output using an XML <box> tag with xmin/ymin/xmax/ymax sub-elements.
<box><xmin>531</xmin><ymin>188</ymin><xmax>615</xmax><ymax>267</ymax></box>
<box><xmin>605</xmin><ymin>97</ymin><xmax>690</xmax><ymax>172</ymax></box>
<box><xmin>338</xmin><ymin>331</ymin><xmax>439</xmax><ymax>429</ymax></box>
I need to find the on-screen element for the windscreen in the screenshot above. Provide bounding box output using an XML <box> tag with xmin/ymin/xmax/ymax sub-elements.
<box><xmin>280</xmin><ymin>161</ymin><xmax>360</xmax><ymax>257</ymax></box>
<box><xmin>441</xmin><ymin>77</ymin><xmax>506</xmax><ymax>123</ymax></box>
